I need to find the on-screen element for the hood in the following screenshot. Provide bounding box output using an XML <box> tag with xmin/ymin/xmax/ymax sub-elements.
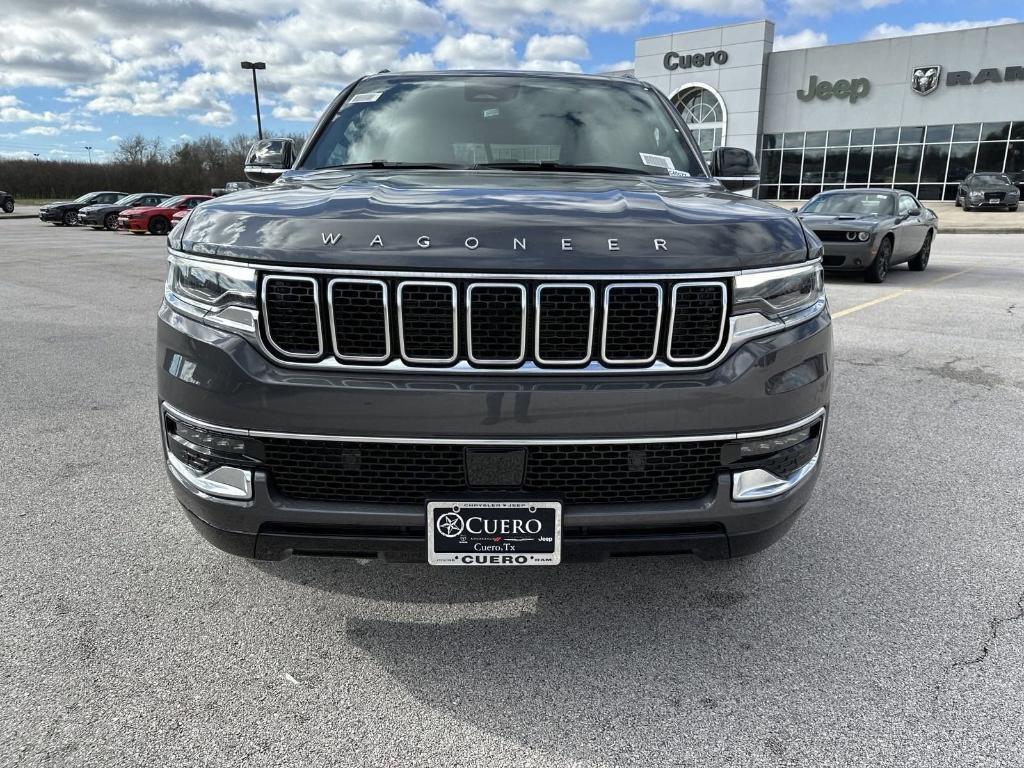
<box><xmin>798</xmin><ymin>212</ymin><xmax>886</xmax><ymax>230</ymax></box>
<box><xmin>968</xmin><ymin>181</ymin><xmax>1018</xmax><ymax>192</ymax></box>
<box><xmin>175</xmin><ymin>169</ymin><xmax>810</xmax><ymax>271</ymax></box>
<box><xmin>43</xmin><ymin>200</ymin><xmax>76</xmax><ymax>209</ymax></box>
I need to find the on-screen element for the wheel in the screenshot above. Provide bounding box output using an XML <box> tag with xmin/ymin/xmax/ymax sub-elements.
<box><xmin>909</xmin><ymin>231</ymin><xmax>932</xmax><ymax>271</ymax></box>
<box><xmin>1</xmin><ymin>199</ymin><xmax>13</xmax><ymax>213</ymax></box>
<box><xmin>101</xmin><ymin>213</ymin><xmax>118</xmax><ymax>230</ymax></box>
<box><xmin>865</xmin><ymin>237</ymin><xmax>892</xmax><ymax>283</ymax></box>
<box><xmin>62</xmin><ymin>210</ymin><xmax>77</xmax><ymax>226</ymax></box>
<box><xmin>148</xmin><ymin>216</ymin><xmax>169</xmax><ymax>235</ymax></box>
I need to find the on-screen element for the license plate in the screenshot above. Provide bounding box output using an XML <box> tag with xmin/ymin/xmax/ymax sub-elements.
<box><xmin>427</xmin><ymin>501</ymin><xmax>561</xmax><ymax>566</ymax></box>
<box><xmin>988</xmin><ymin>197</ymin><xmax>999</xmax><ymax>203</ymax></box>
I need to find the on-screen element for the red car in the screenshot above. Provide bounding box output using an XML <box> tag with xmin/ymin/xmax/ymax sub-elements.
<box><xmin>118</xmin><ymin>195</ymin><xmax>211</xmax><ymax>235</ymax></box>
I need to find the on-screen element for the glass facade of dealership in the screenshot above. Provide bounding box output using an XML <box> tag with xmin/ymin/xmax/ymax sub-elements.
<box><xmin>757</xmin><ymin>121</ymin><xmax>1024</xmax><ymax>201</ymax></box>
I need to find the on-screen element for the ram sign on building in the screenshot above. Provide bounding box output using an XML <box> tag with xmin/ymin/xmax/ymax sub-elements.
<box><xmin>631</xmin><ymin>20</ymin><xmax>1024</xmax><ymax>200</ymax></box>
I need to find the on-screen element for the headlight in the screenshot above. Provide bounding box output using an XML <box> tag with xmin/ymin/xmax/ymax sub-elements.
<box><xmin>165</xmin><ymin>253</ymin><xmax>257</xmax><ymax>331</ymax></box>
<box><xmin>969</xmin><ymin>191</ymin><xmax>983</xmax><ymax>199</ymax></box>
<box><xmin>733</xmin><ymin>262</ymin><xmax>825</xmax><ymax>322</ymax></box>
<box><xmin>857</xmin><ymin>232</ymin><xmax>870</xmax><ymax>242</ymax></box>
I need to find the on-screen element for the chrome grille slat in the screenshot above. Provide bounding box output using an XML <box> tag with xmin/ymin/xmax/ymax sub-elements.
<box><xmin>261</xmin><ymin>275</ymin><xmax>323</xmax><ymax>359</ymax></box>
<box><xmin>601</xmin><ymin>283</ymin><xmax>663</xmax><ymax>364</ymax></box>
<box><xmin>328</xmin><ymin>278</ymin><xmax>390</xmax><ymax>362</ymax></box>
<box><xmin>259</xmin><ymin>272</ymin><xmax>730</xmax><ymax>371</ymax></box>
<box><xmin>534</xmin><ymin>283</ymin><xmax>596</xmax><ymax>366</ymax></box>
<box><xmin>397</xmin><ymin>281</ymin><xmax>458</xmax><ymax>364</ymax></box>
<box><xmin>466</xmin><ymin>283</ymin><xmax>527</xmax><ymax>365</ymax></box>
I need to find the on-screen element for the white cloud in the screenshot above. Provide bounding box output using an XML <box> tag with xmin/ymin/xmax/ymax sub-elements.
<box><xmin>593</xmin><ymin>60</ymin><xmax>635</xmax><ymax>74</ymax></box>
<box><xmin>787</xmin><ymin>0</ymin><xmax>898</xmax><ymax>18</ymax></box>
<box><xmin>22</xmin><ymin>125</ymin><xmax>60</xmax><ymax>136</ymax></box>
<box><xmin>434</xmin><ymin>34</ymin><xmax>518</xmax><ymax>69</ymax></box>
<box><xmin>774</xmin><ymin>29</ymin><xmax>829</xmax><ymax>51</ymax></box>
<box><xmin>524</xmin><ymin>34</ymin><xmax>590</xmax><ymax>61</ymax></box>
<box><xmin>61</xmin><ymin>121</ymin><xmax>101</xmax><ymax>132</ymax></box>
<box><xmin>864</xmin><ymin>18</ymin><xmax>1018</xmax><ymax>39</ymax></box>
<box><xmin>439</xmin><ymin>0</ymin><xmax>649</xmax><ymax>33</ymax></box>
<box><xmin>663</xmin><ymin>0</ymin><xmax>764</xmax><ymax>15</ymax></box>
<box><xmin>520</xmin><ymin>59</ymin><xmax>584</xmax><ymax>73</ymax></box>
<box><xmin>106</xmin><ymin>134</ymin><xmax>121</xmax><ymax>142</ymax></box>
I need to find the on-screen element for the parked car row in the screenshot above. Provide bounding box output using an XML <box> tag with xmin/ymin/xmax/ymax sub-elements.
<box><xmin>37</xmin><ymin>191</ymin><xmax>212</xmax><ymax>234</ymax></box>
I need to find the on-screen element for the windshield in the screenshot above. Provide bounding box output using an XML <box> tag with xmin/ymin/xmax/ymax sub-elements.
<box><xmin>74</xmin><ymin>193</ymin><xmax>96</xmax><ymax>203</ymax></box>
<box><xmin>117</xmin><ymin>193</ymin><xmax>145</xmax><ymax>205</ymax></box>
<box><xmin>160</xmin><ymin>196</ymin><xmax>188</xmax><ymax>208</ymax></box>
<box><xmin>972</xmin><ymin>174</ymin><xmax>1012</xmax><ymax>185</ymax></box>
<box><xmin>303</xmin><ymin>75</ymin><xmax>703</xmax><ymax>177</ymax></box>
<box><xmin>802</xmin><ymin>192</ymin><xmax>895</xmax><ymax>216</ymax></box>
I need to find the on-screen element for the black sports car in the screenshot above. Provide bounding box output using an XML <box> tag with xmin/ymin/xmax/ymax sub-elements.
<box><xmin>39</xmin><ymin>191</ymin><xmax>128</xmax><ymax>226</ymax></box>
<box><xmin>0</xmin><ymin>190</ymin><xmax>13</xmax><ymax>213</ymax></box>
<box><xmin>796</xmin><ymin>188</ymin><xmax>938</xmax><ymax>283</ymax></box>
<box><xmin>955</xmin><ymin>173</ymin><xmax>1020</xmax><ymax>211</ymax></box>
<box><xmin>77</xmin><ymin>192</ymin><xmax>171</xmax><ymax>230</ymax></box>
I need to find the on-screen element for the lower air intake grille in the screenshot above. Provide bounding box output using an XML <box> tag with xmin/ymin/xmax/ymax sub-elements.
<box><xmin>261</xmin><ymin>438</ymin><xmax>724</xmax><ymax>505</ymax></box>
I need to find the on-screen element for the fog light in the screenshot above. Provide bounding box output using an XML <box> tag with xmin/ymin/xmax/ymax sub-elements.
<box><xmin>167</xmin><ymin>453</ymin><xmax>253</xmax><ymax>500</ymax></box>
<box><xmin>163</xmin><ymin>409</ymin><xmax>256</xmax><ymax>500</ymax></box>
<box><xmin>175</xmin><ymin>422</ymin><xmax>246</xmax><ymax>454</ymax></box>
<box><xmin>737</xmin><ymin>426</ymin><xmax>810</xmax><ymax>457</ymax></box>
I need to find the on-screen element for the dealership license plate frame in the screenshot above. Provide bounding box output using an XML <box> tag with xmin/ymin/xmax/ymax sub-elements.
<box><xmin>426</xmin><ymin>501</ymin><xmax>562</xmax><ymax>566</ymax></box>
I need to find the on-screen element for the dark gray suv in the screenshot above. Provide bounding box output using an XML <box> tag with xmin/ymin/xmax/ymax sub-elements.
<box><xmin>158</xmin><ymin>71</ymin><xmax>832</xmax><ymax>566</ymax></box>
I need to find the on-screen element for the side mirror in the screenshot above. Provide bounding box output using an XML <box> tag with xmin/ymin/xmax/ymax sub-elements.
<box><xmin>790</xmin><ymin>207</ymin><xmax>799</xmax><ymax>213</ymax></box>
<box><xmin>244</xmin><ymin>138</ymin><xmax>296</xmax><ymax>184</ymax></box>
<box><xmin>908</xmin><ymin>207</ymin><xmax>921</xmax><ymax>216</ymax></box>
<box><xmin>709</xmin><ymin>147</ymin><xmax>760</xmax><ymax>192</ymax></box>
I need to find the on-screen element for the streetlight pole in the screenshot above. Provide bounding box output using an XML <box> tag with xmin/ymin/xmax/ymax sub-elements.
<box><xmin>240</xmin><ymin>61</ymin><xmax>266</xmax><ymax>140</ymax></box>
<box><xmin>84</xmin><ymin>146</ymin><xmax>93</xmax><ymax>163</ymax></box>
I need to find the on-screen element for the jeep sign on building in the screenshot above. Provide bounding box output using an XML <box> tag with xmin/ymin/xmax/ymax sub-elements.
<box><xmin>630</xmin><ymin>20</ymin><xmax>1024</xmax><ymax>200</ymax></box>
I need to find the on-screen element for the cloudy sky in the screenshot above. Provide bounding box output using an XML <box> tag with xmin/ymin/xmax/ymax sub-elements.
<box><xmin>0</xmin><ymin>0</ymin><xmax>1017</xmax><ymax>160</ymax></box>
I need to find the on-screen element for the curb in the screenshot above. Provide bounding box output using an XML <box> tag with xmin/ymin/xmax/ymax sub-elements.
<box><xmin>940</xmin><ymin>227</ymin><xmax>1024</xmax><ymax>235</ymax></box>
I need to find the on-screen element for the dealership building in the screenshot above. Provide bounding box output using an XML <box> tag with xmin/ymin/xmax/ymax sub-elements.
<box><xmin>627</xmin><ymin>20</ymin><xmax>1024</xmax><ymax>200</ymax></box>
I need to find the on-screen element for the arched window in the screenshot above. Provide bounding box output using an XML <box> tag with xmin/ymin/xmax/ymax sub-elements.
<box><xmin>670</xmin><ymin>85</ymin><xmax>726</xmax><ymax>160</ymax></box>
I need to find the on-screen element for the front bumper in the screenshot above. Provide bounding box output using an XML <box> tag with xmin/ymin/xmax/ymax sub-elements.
<box><xmin>158</xmin><ymin>299</ymin><xmax>832</xmax><ymax>561</ymax></box>
<box><xmin>38</xmin><ymin>210</ymin><xmax>64</xmax><ymax>222</ymax></box>
<box><xmin>819</xmin><ymin>240</ymin><xmax>876</xmax><ymax>271</ymax></box>
<box><xmin>119</xmin><ymin>217</ymin><xmax>146</xmax><ymax>231</ymax></box>
<box><xmin>78</xmin><ymin>212</ymin><xmax>105</xmax><ymax>226</ymax></box>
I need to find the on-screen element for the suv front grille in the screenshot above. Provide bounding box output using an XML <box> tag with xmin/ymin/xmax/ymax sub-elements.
<box><xmin>259</xmin><ymin>273</ymin><xmax>728</xmax><ymax>370</ymax></box>
<box><xmin>261</xmin><ymin>438</ymin><xmax>724</xmax><ymax>505</ymax></box>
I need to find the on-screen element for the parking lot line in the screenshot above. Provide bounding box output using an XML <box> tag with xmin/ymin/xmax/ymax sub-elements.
<box><xmin>831</xmin><ymin>268</ymin><xmax>974</xmax><ymax>319</ymax></box>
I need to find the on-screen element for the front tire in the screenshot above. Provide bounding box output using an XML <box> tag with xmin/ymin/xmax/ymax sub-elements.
<box><xmin>148</xmin><ymin>216</ymin><xmax>169</xmax><ymax>236</ymax></box>
<box><xmin>62</xmin><ymin>210</ymin><xmax>77</xmax><ymax>226</ymax></box>
<box><xmin>1</xmin><ymin>199</ymin><xmax>13</xmax><ymax>213</ymax></box>
<box><xmin>103</xmin><ymin>213</ymin><xmax>119</xmax><ymax>230</ymax></box>
<box><xmin>909</xmin><ymin>231</ymin><xmax>932</xmax><ymax>272</ymax></box>
<box><xmin>1010</xmin><ymin>204</ymin><xmax>1019</xmax><ymax>212</ymax></box>
<box><xmin>865</xmin><ymin>237</ymin><xmax>892</xmax><ymax>283</ymax></box>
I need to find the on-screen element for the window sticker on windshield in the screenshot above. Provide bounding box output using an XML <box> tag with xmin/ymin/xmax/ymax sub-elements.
<box><xmin>483</xmin><ymin>108</ymin><xmax>500</xmax><ymax>118</ymax></box>
<box><xmin>639</xmin><ymin>152</ymin><xmax>689</xmax><ymax>176</ymax></box>
<box><xmin>348</xmin><ymin>92</ymin><xmax>383</xmax><ymax>104</ymax></box>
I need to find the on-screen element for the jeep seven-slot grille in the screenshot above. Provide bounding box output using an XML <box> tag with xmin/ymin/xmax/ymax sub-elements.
<box><xmin>261</xmin><ymin>439</ymin><xmax>724</xmax><ymax>505</ymax></box>
<box><xmin>259</xmin><ymin>274</ymin><xmax>728</xmax><ymax>369</ymax></box>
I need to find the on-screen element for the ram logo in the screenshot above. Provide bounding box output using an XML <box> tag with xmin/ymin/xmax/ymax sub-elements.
<box><xmin>911</xmin><ymin>66</ymin><xmax>941</xmax><ymax>96</ymax></box>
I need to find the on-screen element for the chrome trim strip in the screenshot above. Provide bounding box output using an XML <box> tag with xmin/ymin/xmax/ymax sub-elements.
<box><xmin>666</xmin><ymin>281</ymin><xmax>729</xmax><ymax>363</ymax></box>
<box><xmin>397</xmin><ymin>281</ymin><xmax>458</xmax><ymax>364</ymax></box>
<box><xmin>466</xmin><ymin>282</ymin><xmax>527</xmax><ymax>365</ymax></box>
<box><xmin>327</xmin><ymin>278</ymin><xmax>390</xmax><ymax>363</ymax></box>
<box><xmin>167</xmin><ymin>453</ymin><xmax>253</xmax><ymax>500</ymax></box>
<box><xmin>534</xmin><ymin>283</ymin><xmax>596</xmax><ymax>366</ymax></box>
<box><xmin>261</xmin><ymin>275</ymin><xmax>324</xmax><ymax>360</ymax></box>
<box><xmin>167</xmin><ymin>248</ymin><xmax>820</xmax><ymax>281</ymax></box>
<box><xmin>161</xmin><ymin>401</ymin><xmax>827</xmax><ymax>447</ymax></box>
<box><xmin>600</xmin><ymin>282</ymin><xmax>663</xmax><ymax>365</ymax></box>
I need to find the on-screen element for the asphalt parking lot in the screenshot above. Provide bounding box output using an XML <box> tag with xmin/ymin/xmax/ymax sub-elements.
<box><xmin>2</xmin><ymin>218</ymin><xmax>1023</xmax><ymax>767</ymax></box>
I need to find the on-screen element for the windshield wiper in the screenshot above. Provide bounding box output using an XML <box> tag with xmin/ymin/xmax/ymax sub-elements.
<box><xmin>318</xmin><ymin>161</ymin><xmax>468</xmax><ymax>170</ymax></box>
<box><xmin>473</xmin><ymin>161</ymin><xmax>654</xmax><ymax>176</ymax></box>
